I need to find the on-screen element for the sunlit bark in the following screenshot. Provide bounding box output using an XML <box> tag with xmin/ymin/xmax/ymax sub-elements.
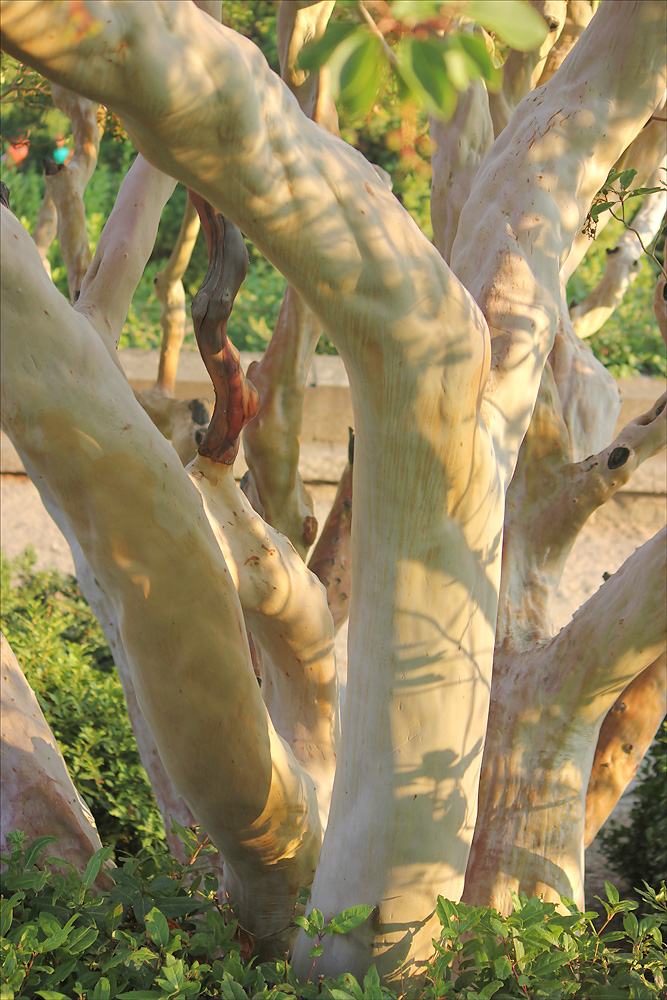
<box><xmin>1</xmin><ymin>0</ymin><xmax>665</xmax><ymax>991</ymax></box>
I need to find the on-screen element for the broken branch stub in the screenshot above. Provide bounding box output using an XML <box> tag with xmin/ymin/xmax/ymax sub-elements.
<box><xmin>189</xmin><ymin>191</ymin><xmax>258</xmax><ymax>464</ymax></box>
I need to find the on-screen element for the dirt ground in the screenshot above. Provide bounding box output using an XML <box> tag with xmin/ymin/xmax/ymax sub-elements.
<box><xmin>1</xmin><ymin>472</ymin><xmax>664</xmax><ymax>905</ymax></box>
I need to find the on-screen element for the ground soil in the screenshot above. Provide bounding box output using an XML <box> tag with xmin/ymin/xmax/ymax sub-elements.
<box><xmin>1</xmin><ymin>473</ymin><xmax>664</xmax><ymax>906</ymax></box>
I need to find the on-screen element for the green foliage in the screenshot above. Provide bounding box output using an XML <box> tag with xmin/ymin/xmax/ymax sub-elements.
<box><xmin>427</xmin><ymin>884</ymin><xmax>667</xmax><ymax>998</ymax></box>
<box><xmin>3</xmin><ymin>835</ymin><xmax>666</xmax><ymax>1000</ymax></box>
<box><xmin>599</xmin><ymin>720</ymin><xmax>667</xmax><ymax>905</ymax></box>
<box><xmin>567</xmin><ymin>215</ymin><xmax>666</xmax><ymax>379</ymax></box>
<box><xmin>299</xmin><ymin>0</ymin><xmax>546</xmax><ymax>122</ymax></box>
<box><xmin>0</xmin><ymin>551</ymin><xmax>165</xmax><ymax>856</ymax></box>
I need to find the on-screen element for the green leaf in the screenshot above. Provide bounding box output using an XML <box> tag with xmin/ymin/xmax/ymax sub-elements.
<box><xmin>457</xmin><ymin>32</ymin><xmax>502</xmax><ymax>91</ymax></box>
<box><xmin>362</xmin><ymin>964</ymin><xmax>381</xmax><ymax>992</ymax></box>
<box><xmin>308</xmin><ymin>943</ymin><xmax>324</xmax><ymax>958</ymax></box>
<box><xmin>91</xmin><ymin>978</ymin><xmax>111</xmax><ymax>1000</ymax></box>
<box><xmin>618</xmin><ymin>168</ymin><xmax>637</xmax><ymax>190</ymax></box>
<box><xmin>35</xmin><ymin>993</ymin><xmax>69</xmax><ymax>1000</ymax></box>
<box><xmin>398</xmin><ymin>36</ymin><xmax>457</xmax><ymax>119</ymax></box>
<box><xmin>297</xmin><ymin>21</ymin><xmax>357</xmax><ymax>74</ymax></box>
<box><xmin>145</xmin><ymin>907</ymin><xmax>170</xmax><ymax>948</ymax></box>
<box><xmin>466</xmin><ymin>0</ymin><xmax>549</xmax><ymax>51</ymax></box>
<box><xmin>338</xmin><ymin>32</ymin><xmax>384</xmax><ymax>116</ymax></box>
<box><xmin>23</xmin><ymin>836</ymin><xmax>60</xmax><ymax>869</ymax></box>
<box><xmin>83</xmin><ymin>846</ymin><xmax>114</xmax><ymax>889</ymax></box>
<box><xmin>326</xmin><ymin>904</ymin><xmax>374</xmax><ymax>936</ymax></box>
<box><xmin>604</xmin><ymin>882</ymin><xmax>620</xmax><ymax>904</ymax></box>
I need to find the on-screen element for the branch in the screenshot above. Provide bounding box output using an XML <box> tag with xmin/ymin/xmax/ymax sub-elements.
<box><xmin>189</xmin><ymin>193</ymin><xmax>259</xmax><ymax>465</ymax></box>
<box><xmin>1</xmin><ymin>206</ymin><xmax>321</xmax><ymax>944</ymax></box>
<box><xmin>188</xmin><ymin>455</ymin><xmax>339</xmax><ymax>829</ymax></box>
<box><xmin>544</xmin><ymin>527</ymin><xmax>666</xmax><ymax>721</ymax></box>
<box><xmin>585</xmin><ymin>653</ymin><xmax>666</xmax><ymax>846</ymax></box>
<box><xmin>308</xmin><ymin>428</ymin><xmax>354</xmax><ymax>633</ymax></box>
<box><xmin>536</xmin><ymin>0</ymin><xmax>595</xmax><ymax>86</ymax></box>
<box><xmin>31</xmin><ymin>185</ymin><xmax>57</xmax><ymax>276</ymax></box>
<box><xmin>488</xmin><ymin>0</ymin><xmax>567</xmax><ymax>138</ymax></box>
<box><xmin>1</xmin><ymin>633</ymin><xmax>112</xmax><ymax>886</ymax></box>
<box><xmin>242</xmin><ymin>0</ymin><xmax>339</xmax><ymax>557</ymax></box>
<box><xmin>429</xmin><ymin>75</ymin><xmax>493</xmax><ymax>265</ymax></box>
<box><xmin>571</xmin><ymin>163</ymin><xmax>667</xmax><ymax>339</ymax></box>
<box><xmin>76</xmin><ymin>154</ymin><xmax>176</xmax><ymax>353</ymax></box>
<box><xmin>44</xmin><ymin>84</ymin><xmax>101</xmax><ymax>302</ymax></box>
<box><xmin>154</xmin><ymin>195</ymin><xmax>200</xmax><ymax>395</ymax></box>
<box><xmin>562</xmin><ymin>96</ymin><xmax>666</xmax><ymax>284</ymax></box>
<box><xmin>452</xmin><ymin>0</ymin><xmax>667</xmax><ymax>487</ymax></box>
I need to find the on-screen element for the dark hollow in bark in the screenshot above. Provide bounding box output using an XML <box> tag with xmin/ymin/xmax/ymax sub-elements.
<box><xmin>0</xmin><ymin>182</ymin><xmax>10</xmax><ymax>209</ymax></box>
<box><xmin>607</xmin><ymin>446</ymin><xmax>630</xmax><ymax>469</ymax></box>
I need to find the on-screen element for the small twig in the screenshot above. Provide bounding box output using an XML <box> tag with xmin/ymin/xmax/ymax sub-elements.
<box><xmin>357</xmin><ymin>0</ymin><xmax>399</xmax><ymax>67</ymax></box>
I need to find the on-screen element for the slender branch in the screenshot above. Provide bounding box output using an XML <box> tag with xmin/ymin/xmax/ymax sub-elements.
<box><xmin>44</xmin><ymin>84</ymin><xmax>101</xmax><ymax>303</ymax></box>
<box><xmin>308</xmin><ymin>428</ymin><xmax>354</xmax><ymax>633</ymax></box>
<box><xmin>585</xmin><ymin>653</ymin><xmax>666</xmax><ymax>846</ymax></box>
<box><xmin>189</xmin><ymin>192</ymin><xmax>258</xmax><ymax>465</ymax></box>
<box><xmin>76</xmin><ymin>155</ymin><xmax>176</xmax><ymax>354</ymax></box>
<box><xmin>544</xmin><ymin>528</ymin><xmax>666</xmax><ymax>720</ymax></box>
<box><xmin>154</xmin><ymin>196</ymin><xmax>200</xmax><ymax>395</ymax></box>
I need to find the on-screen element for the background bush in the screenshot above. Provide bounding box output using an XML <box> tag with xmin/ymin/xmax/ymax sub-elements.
<box><xmin>0</xmin><ymin>551</ymin><xmax>166</xmax><ymax>856</ymax></box>
<box><xmin>599</xmin><ymin>719</ymin><xmax>667</xmax><ymax>905</ymax></box>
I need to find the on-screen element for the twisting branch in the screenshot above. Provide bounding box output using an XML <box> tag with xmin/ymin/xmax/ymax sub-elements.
<box><xmin>488</xmin><ymin>0</ymin><xmax>567</xmax><ymax>138</ymax></box>
<box><xmin>308</xmin><ymin>428</ymin><xmax>354</xmax><ymax>633</ymax></box>
<box><xmin>44</xmin><ymin>84</ymin><xmax>101</xmax><ymax>302</ymax></box>
<box><xmin>189</xmin><ymin>192</ymin><xmax>258</xmax><ymax>465</ymax></box>
<box><xmin>242</xmin><ymin>0</ymin><xmax>339</xmax><ymax>557</ymax></box>
<box><xmin>31</xmin><ymin>186</ymin><xmax>57</xmax><ymax>276</ymax></box>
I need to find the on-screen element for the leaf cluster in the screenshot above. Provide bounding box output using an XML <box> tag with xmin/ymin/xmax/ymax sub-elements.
<box><xmin>3</xmin><ymin>834</ymin><xmax>666</xmax><ymax>1000</ymax></box>
<box><xmin>427</xmin><ymin>885</ymin><xmax>667</xmax><ymax>999</ymax></box>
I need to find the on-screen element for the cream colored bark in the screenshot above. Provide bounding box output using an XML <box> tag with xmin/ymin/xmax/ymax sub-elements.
<box><xmin>1</xmin><ymin>209</ymin><xmax>321</xmax><ymax>947</ymax></box>
<box><xmin>10</xmin><ymin>441</ymin><xmax>207</xmax><ymax>864</ymax></box>
<box><xmin>429</xmin><ymin>76</ymin><xmax>494</xmax><ymax>264</ymax></box>
<box><xmin>571</xmin><ymin>163</ymin><xmax>667</xmax><ymax>339</ymax></box>
<box><xmin>1</xmin><ymin>633</ymin><xmax>112</xmax><ymax>885</ymax></box>
<box><xmin>1</xmin><ymin>0</ymin><xmax>665</xmax><ymax>990</ymax></box>
<box><xmin>242</xmin><ymin>1</ymin><xmax>337</xmax><ymax>557</ymax></box>
<box><xmin>31</xmin><ymin>186</ymin><xmax>57</xmax><ymax>276</ymax></box>
<box><xmin>488</xmin><ymin>1</ymin><xmax>567</xmax><ymax>138</ymax></box>
<box><xmin>464</xmin><ymin>529</ymin><xmax>665</xmax><ymax>913</ymax></box>
<box><xmin>537</xmin><ymin>0</ymin><xmax>596</xmax><ymax>86</ymax></box>
<box><xmin>44</xmin><ymin>84</ymin><xmax>101</xmax><ymax>302</ymax></box>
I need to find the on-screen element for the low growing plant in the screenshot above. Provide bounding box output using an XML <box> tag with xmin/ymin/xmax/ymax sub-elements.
<box><xmin>2</xmin><ymin>832</ymin><xmax>666</xmax><ymax>1000</ymax></box>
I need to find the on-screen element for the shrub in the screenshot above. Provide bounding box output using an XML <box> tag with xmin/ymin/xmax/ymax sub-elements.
<box><xmin>0</xmin><ymin>551</ymin><xmax>165</xmax><ymax>855</ymax></box>
<box><xmin>599</xmin><ymin>719</ymin><xmax>667</xmax><ymax>904</ymax></box>
<box><xmin>2</xmin><ymin>833</ymin><xmax>666</xmax><ymax>1000</ymax></box>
